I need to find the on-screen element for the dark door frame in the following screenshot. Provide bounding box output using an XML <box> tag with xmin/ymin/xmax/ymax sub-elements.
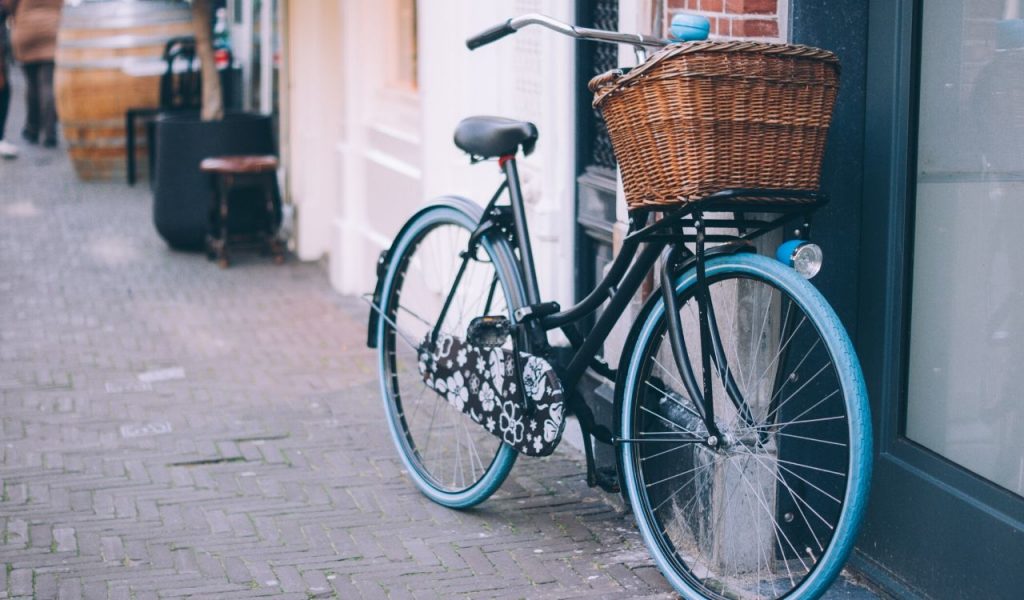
<box><xmin>854</xmin><ymin>0</ymin><xmax>1024</xmax><ymax>597</ymax></box>
<box><xmin>573</xmin><ymin>0</ymin><xmax>621</xmax><ymax>477</ymax></box>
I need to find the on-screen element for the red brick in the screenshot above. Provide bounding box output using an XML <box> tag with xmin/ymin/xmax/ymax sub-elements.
<box><xmin>701</xmin><ymin>0</ymin><xmax>724</xmax><ymax>13</ymax></box>
<box><xmin>726</xmin><ymin>0</ymin><xmax>777</xmax><ymax>14</ymax></box>
<box><xmin>667</xmin><ymin>0</ymin><xmax>689</xmax><ymax>8</ymax></box>
<box><xmin>732</xmin><ymin>18</ymin><xmax>779</xmax><ymax>38</ymax></box>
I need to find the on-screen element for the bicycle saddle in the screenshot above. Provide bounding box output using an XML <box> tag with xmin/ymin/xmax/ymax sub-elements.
<box><xmin>454</xmin><ymin>116</ymin><xmax>538</xmax><ymax>158</ymax></box>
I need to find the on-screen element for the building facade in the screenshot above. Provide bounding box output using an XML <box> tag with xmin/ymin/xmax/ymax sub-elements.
<box><xmin>278</xmin><ymin>1</ymin><xmax>1024</xmax><ymax>598</ymax></box>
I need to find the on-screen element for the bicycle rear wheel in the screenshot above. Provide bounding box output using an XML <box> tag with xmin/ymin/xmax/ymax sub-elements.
<box><xmin>618</xmin><ymin>253</ymin><xmax>871</xmax><ymax>599</ymax></box>
<box><xmin>375</xmin><ymin>201</ymin><xmax>523</xmax><ymax>508</ymax></box>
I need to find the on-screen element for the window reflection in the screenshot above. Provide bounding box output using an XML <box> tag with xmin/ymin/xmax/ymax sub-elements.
<box><xmin>907</xmin><ymin>0</ymin><xmax>1024</xmax><ymax>497</ymax></box>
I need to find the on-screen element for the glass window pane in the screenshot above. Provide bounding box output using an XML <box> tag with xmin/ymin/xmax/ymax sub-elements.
<box><xmin>907</xmin><ymin>0</ymin><xmax>1024</xmax><ymax>497</ymax></box>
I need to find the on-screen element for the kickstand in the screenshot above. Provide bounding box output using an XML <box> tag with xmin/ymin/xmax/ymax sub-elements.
<box><xmin>572</xmin><ymin>394</ymin><xmax>620</xmax><ymax>494</ymax></box>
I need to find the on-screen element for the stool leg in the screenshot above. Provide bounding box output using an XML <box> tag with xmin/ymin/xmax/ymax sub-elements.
<box><xmin>126</xmin><ymin>111</ymin><xmax>136</xmax><ymax>186</ymax></box>
<box><xmin>265</xmin><ymin>173</ymin><xmax>284</xmax><ymax>264</ymax></box>
<box><xmin>218</xmin><ymin>175</ymin><xmax>231</xmax><ymax>268</ymax></box>
<box><xmin>205</xmin><ymin>174</ymin><xmax>219</xmax><ymax>261</ymax></box>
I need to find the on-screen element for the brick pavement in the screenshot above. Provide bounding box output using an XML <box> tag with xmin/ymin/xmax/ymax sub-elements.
<box><xmin>0</xmin><ymin>96</ymin><xmax>883</xmax><ymax>599</ymax></box>
<box><xmin>0</xmin><ymin>117</ymin><xmax>683</xmax><ymax>599</ymax></box>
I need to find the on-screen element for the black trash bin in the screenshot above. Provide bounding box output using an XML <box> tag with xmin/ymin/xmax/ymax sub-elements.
<box><xmin>152</xmin><ymin>112</ymin><xmax>278</xmax><ymax>250</ymax></box>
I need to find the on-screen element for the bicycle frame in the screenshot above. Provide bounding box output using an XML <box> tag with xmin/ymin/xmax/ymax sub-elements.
<box><xmin>453</xmin><ymin>155</ymin><xmax>828</xmax><ymax>469</ymax></box>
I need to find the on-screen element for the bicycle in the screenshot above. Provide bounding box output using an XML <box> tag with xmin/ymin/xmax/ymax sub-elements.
<box><xmin>367</xmin><ymin>13</ymin><xmax>871</xmax><ymax>600</ymax></box>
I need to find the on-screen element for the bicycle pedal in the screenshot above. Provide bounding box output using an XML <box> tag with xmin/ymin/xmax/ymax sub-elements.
<box><xmin>467</xmin><ymin>315</ymin><xmax>512</xmax><ymax>347</ymax></box>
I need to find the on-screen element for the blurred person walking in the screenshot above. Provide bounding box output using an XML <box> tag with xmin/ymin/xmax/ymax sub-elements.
<box><xmin>0</xmin><ymin>3</ymin><xmax>17</xmax><ymax>158</ymax></box>
<box><xmin>1</xmin><ymin>0</ymin><xmax>61</xmax><ymax>148</ymax></box>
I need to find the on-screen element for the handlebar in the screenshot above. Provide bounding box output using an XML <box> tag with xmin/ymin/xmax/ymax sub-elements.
<box><xmin>467</xmin><ymin>13</ymin><xmax>669</xmax><ymax>60</ymax></box>
<box><xmin>466</xmin><ymin>19</ymin><xmax>517</xmax><ymax>50</ymax></box>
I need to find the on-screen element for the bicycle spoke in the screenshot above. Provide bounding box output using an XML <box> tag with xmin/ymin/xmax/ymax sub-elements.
<box><xmin>645</xmin><ymin>379</ymin><xmax>703</xmax><ymax>422</ymax></box>
<box><xmin>775</xmin><ymin>461</ymin><xmax>843</xmax><ymax>507</ymax></box>
<box><xmin>651</xmin><ymin>353</ymin><xmax>691</xmax><ymax>398</ymax></box>
<box><xmin>750</xmin><ymin>306</ymin><xmax>802</xmax><ymax>402</ymax></box>
<box><xmin>731</xmin><ymin>443</ymin><xmax>838</xmax><ymax>533</ymax></box>
<box><xmin>641</xmin><ymin>441</ymin><xmax>697</xmax><ymax>462</ymax></box>
<box><xmin>640</xmin><ymin>406</ymin><xmax>703</xmax><ymax>437</ymax></box>
<box><xmin>650</xmin><ymin>450</ymin><xmax>728</xmax><ymax>513</ymax></box>
<box><xmin>765</xmin><ymin>389</ymin><xmax>842</xmax><ymax>435</ymax></box>
<box><xmin>384</xmin><ymin>312</ymin><xmax>426</xmax><ymax>351</ymax></box>
<box><xmin>734</xmin><ymin>461</ymin><xmax>809</xmax><ymax>579</ymax></box>
<box><xmin>645</xmin><ymin>457</ymin><xmax>721</xmax><ymax>490</ymax></box>
<box><xmin>765</xmin><ymin>360</ymin><xmax>832</xmax><ymax>424</ymax></box>
<box><xmin>745</xmin><ymin>286</ymin><xmax>775</xmax><ymax>396</ymax></box>
<box><xmin>404</xmin><ymin>379</ymin><xmax>431</xmax><ymax>426</ymax></box>
<box><xmin>395</xmin><ymin>302</ymin><xmax>435</xmax><ymax>328</ymax></box>
<box><xmin>770</xmin><ymin>430</ymin><xmax>846</xmax><ymax>448</ymax></box>
<box><xmin>744</xmin><ymin>412</ymin><xmax>844</xmax><ymax>433</ymax></box>
<box><xmin>775</xmin><ymin>457</ymin><xmax>845</xmax><ymax>477</ymax></box>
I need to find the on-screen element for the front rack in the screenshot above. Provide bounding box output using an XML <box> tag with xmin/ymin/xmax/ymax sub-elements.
<box><xmin>625</xmin><ymin>188</ymin><xmax>829</xmax><ymax>244</ymax></box>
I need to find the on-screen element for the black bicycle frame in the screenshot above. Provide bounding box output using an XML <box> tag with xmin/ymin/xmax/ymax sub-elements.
<box><xmin>446</xmin><ymin>156</ymin><xmax>827</xmax><ymax>451</ymax></box>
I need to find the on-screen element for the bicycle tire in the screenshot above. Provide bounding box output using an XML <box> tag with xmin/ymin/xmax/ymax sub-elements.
<box><xmin>618</xmin><ymin>253</ymin><xmax>871</xmax><ymax>599</ymax></box>
<box><xmin>375</xmin><ymin>199</ymin><xmax>524</xmax><ymax>508</ymax></box>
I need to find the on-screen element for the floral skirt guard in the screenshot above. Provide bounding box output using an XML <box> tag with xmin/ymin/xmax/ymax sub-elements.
<box><xmin>418</xmin><ymin>333</ymin><xmax>566</xmax><ymax>457</ymax></box>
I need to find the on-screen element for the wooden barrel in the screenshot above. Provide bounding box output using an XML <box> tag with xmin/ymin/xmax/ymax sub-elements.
<box><xmin>55</xmin><ymin>0</ymin><xmax>192</xmax><ymax>181</ymax></box>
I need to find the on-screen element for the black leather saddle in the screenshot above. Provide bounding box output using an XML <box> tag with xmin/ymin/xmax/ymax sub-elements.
<box><xmin>453</xmin><ymin>116</ymin><xmax>538</xmax><ymax>158</ymax></box>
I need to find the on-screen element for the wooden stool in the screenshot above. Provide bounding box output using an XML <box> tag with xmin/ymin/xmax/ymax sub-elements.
<box><xmin>199</xmin><ymin>155</ymin><xmax>284</xmax><ymax>268</ymax></box>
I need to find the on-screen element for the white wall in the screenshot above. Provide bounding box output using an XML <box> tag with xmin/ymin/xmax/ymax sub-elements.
<box><xmin>285</xmin><ymin>0</ymin><xmax>343</xmax><ymax>262</ymax></box>
<box><xmin>285</xmin><ymin>1</ymin><xmax>582</xmax><ymax>308</ymax></box>
<box><xmin>326</xmin><ymin>0</ymin><xmax>425</xmax><ymax>294</ymax></box>
<box><xmin>415</xmin><ymin>0</ymin><xmax>579</xmax><ymax>307</ymax></box>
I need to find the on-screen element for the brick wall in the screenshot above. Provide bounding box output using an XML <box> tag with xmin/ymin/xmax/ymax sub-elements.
<box><xmin>665</xmin><ymin>0</ymin><xmax>785</xmax><ymax>40</ymax></box>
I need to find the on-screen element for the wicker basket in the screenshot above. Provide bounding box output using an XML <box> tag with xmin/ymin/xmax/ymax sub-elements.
<box><xmin>590</xmin><ymin>41</ymin><xmax>840</xmax><ymax>210</ymax></box>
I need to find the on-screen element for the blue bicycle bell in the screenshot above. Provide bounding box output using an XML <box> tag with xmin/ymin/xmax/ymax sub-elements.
<box><xmin>670</xmin><ymin>14</ymin><xmax>711</xmax><ymax>42</ymax></box>
<box><xmin>777</xmin><ymin>240</ymin><xmax>824</xmax><ymax>279</ymax></box>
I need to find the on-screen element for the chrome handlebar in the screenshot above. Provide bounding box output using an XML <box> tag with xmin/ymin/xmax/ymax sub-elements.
<box><xmin>467</xmin><ymin>13</ymin><xmax>668</xmax><ymax>62</ymax></box>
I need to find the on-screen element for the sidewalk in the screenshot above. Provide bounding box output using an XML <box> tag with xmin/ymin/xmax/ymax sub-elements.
<box><xmin>0</xmin><ymin>101</ymin><xmax>883</xmax><ymax>599</ymax></box>
<box><xmin>0</xmin><ymin>118</ymin><xmax>679</xmax><ymax>599</ymax></box>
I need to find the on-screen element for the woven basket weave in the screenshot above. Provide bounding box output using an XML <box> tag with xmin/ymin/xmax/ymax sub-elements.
<box><xmin>590</xmin><ymin>41</ymin><xmax>840</xmax><ymax>210</ymax></box>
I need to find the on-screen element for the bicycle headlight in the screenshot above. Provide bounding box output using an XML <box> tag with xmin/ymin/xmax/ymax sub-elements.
<box><xmin>776</xmin><ymin>240</ymin><xmax>823</xmax><ymax>279</ymax></box>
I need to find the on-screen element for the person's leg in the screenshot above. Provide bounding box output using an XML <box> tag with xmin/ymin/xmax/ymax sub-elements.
<box><xmin>22</xmin><ymin>62</ymin><xmax>40</xmax><ymax>143</ymax></box>
<box><xmin>39</xmin><ymin>62</ymin><xmax>57</xmax><ymax>146</ymax></box>
<box><xmin>0</xmin><ymin>82</ymin><xmax>10</xmax><ymax>141</ymax></box>
<box><xmin>0</xmin><ymin>72</ymin><xmax>17</xmax><ymax>158</ymax></box>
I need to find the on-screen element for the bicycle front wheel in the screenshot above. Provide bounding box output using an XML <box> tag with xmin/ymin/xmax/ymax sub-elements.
<box><xmin>375</xmin><ymin>201</ymin><xmax>524</xmax><ymax>509</ymax></box>
<box><xmin>618</xmin><ymin>253</ymin><xmax>871</xmax><ymax>600</ymax></box>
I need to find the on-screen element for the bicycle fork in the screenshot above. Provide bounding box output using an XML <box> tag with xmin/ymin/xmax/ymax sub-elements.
<box><xmin>658</xmin><ymin>218</ymin><xmax>756</xmax><ymax>448</ymax></box>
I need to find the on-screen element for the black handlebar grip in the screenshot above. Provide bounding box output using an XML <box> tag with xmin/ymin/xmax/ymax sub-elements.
<box><xmin>466</xmin><ymin>19</ymin><xmax>516</xmax><ymax>50</ymax></box>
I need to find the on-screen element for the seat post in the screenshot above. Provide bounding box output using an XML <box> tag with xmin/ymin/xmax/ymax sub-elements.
<box><xmin>500</xmin><ymin>154</ymin><xmax>542</xmax><ymax>306</ymax></box>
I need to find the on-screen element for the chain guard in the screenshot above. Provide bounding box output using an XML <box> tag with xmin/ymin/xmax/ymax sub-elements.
<box><xmin>418</xmin><ymin>333</ymin><xmax>566</xmax><ymax>457</ymax></box>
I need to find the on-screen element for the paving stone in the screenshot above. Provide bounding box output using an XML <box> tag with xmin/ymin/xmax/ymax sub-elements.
<box><xmin>52</xmin><ymin>527</ymin><xmax>77</xmax><ymax>553</ymax></box>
